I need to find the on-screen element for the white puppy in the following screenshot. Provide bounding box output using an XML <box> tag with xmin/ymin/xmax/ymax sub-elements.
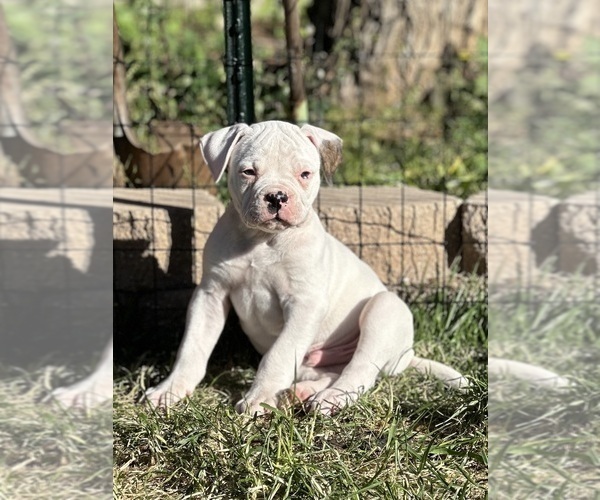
<box><xmin>146</xmin><ymin>120</ymin><xmax>467</xmax><ymax>415</ymax></box>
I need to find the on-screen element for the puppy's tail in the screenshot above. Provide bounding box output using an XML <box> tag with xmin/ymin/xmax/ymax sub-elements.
<box><xmin>409</xmin><ymin>356</ymin><xmax>469</xmax><ymax>390</ymax></box>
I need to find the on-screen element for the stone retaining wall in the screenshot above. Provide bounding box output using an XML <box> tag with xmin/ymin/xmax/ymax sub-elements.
<box><xmin>316</xmin><ymin>186</ymin><xmax>463</xmax><ymax>285</ymax></box>
<box><xmin>465</xmin><ymin>189</ymin><xmax>599</xmax><ymax>286</ymax></box>
<box><xmin>111</xmin><ymin>186</ymin><xmax>465</xmax><ymax>289</ymax></box>
<box><xmin>2</xmin><ymin>187</ymin><xmax>598</xmax><ymax>296</ymax></box>
<box><xmin>0</xmin><ymin>189</ymin><xmax>112</xmax><ymax>361</ymax></box>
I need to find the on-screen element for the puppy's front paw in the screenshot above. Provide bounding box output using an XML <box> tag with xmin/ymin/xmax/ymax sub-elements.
<box><xmin>235</xmin><ymin>393</ymin><xmax>279</xmax><ymax>416</ymax></box>
<box><xmin>145</xmin><ymin>380</ymin><xmax>193</xmax><ymax>408</ymax></box>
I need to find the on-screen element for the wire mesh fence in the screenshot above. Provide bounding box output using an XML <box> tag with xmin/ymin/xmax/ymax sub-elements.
<box><xmin>113</xmin><ymin>0</ymin><xmax>487</xmax><ymax>193</ymax></box>
<box><xmin>110</xmin><ymin>0</ymin><xmax>489</xmax><ymax>378</ymax></box>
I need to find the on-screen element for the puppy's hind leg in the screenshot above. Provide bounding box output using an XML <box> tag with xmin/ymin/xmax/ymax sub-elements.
<box><xmin>309</xmin><ymin>292</ymin><xmax>414</xmax><ymax>413</ymax></box>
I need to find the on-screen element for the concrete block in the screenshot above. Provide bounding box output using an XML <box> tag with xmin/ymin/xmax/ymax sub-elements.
<box><xmin>112</xmin><ymin>186</ymin><xmax>464</xmax><ymax>291</ymax></box>
<box><xmin>316</xmin><ymin>186</ymin><xmax>462</xmax><ymax>286</ymax></box>
<box><xmin>461</xmin><ymin>191</ymin><xmax>487</xmax><ymax>275</ymax></box>
<box><xmin>558</xmin><ymin>190</ymin><xmax>600</xmax><ymax>275</ymax></box>
<box><xmin>0</xmin><ymin>188</ymin><xmax>112</xmax><ymax>291</ymax></box>
<box><xmin>488</xmin><ymin>189</ymin><xmax>559</xmax><ymax>284</ymax></box>
<box><xmin>113</xmin><ymin>188</ymin><xmax>225</xmax><ymax>290</ymax></box>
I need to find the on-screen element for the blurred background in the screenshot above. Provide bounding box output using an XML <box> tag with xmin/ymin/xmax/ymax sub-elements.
<box><xmin>112</xmin><ymin>0</ymin><xmax>487</xmax><ymax>196</ymax></box>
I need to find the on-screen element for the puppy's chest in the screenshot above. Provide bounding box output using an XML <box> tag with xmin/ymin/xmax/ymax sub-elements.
<box><xmin>229</xmin><ymin>255</ymin><xmax>290</xmax><ymax>329</ymax></box>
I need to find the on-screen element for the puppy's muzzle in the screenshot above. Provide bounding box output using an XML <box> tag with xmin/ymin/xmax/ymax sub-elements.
<box><xmin>264</xmin><ymin>191</ymin><xmax>289</xmax><ymax>213</ymax></box>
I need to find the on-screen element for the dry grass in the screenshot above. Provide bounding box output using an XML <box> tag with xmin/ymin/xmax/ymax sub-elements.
<box><xmin>114</xmin><ymin>281</ymin><xmax>487</xmax><ymax>499</ymax></box>
<box><xmin>0</xmin><ymin>366</ymin><xmax>112</xmax><ymax>499</ymax></box>
<box><xmin>489</xmin><ymin>276</ymin><xmax>600</xmax><ymax>497</ymax></box>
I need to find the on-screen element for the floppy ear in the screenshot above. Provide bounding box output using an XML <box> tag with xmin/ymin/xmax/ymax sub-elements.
<box><xmin>300</xmin><ymin>124</ymin><xmax>343</xmax><ymax>183</ymax></box>
<box><xmin>200</xmin><ymin>123</ymin><xmax>251</xmax><ymax>183</ymax></box>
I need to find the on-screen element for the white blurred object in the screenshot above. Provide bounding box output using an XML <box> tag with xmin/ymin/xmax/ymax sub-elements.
<box><xmin>489</xmin><ymin>357</ymin><xmax>572</xmax><ymax>389</ymax></box>
<box><xmin>50</xmin><ymin>338</ymin><xmax>113</xmax><ymax>409</ymax></box>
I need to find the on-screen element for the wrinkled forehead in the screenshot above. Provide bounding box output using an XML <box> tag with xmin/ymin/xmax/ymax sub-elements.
<box><xmin>231</xmin><ymin>126</ymin><xmax>321</xmax><ymax>169</ymax></box>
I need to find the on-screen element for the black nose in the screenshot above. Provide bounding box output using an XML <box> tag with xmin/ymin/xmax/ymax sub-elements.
<box><xmin>265</xmin><ymin>191</ymin><xmax>288</xmax><ymax>210</ymax></box>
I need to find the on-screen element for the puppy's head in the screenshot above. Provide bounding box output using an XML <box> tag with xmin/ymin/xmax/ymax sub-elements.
<box><xmin>201</xmin><ymin>121</ymin><xmax>342</xmax><ymax>233</ymax></box>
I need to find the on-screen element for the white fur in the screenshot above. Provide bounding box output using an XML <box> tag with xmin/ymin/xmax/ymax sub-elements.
<box><xmin>146</xmin><ymin>121</ymin><xmax>468</xmax><ymax>415</ymax></box>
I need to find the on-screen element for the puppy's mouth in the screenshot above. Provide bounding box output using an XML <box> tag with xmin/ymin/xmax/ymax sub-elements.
<box><xmin>241</xmin><ymin>211</ymin><xmax>292</xmax><ymax>232</ymax></box>
<box><xmin>261</xmin><ymin>214</ymin><xmax>293</xmax><ymax>230</ymax></box>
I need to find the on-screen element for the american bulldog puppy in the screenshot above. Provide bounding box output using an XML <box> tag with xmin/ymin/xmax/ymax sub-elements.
<box><xmin>146</xmin><ymin>120</ymin><xmax>468</xmax><ymax>415</ymax></box>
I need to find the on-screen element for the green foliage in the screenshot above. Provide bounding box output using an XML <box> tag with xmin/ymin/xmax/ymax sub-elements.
<box><xmin>323</xmin><ymin>38</ymin><xmax>488</xmax><ymax>199</ymax></box>
<box><xmin>116</xmin><ymin>0</ymin><xmax>227</xmax><ymax>130</ymax></box>
<box><xmin>116</xmin><ymin>1</ymin><xmax>487</xmax><ymax>198</ymax></box>
<box><xmin>490</xmin><ymin>37</ymin><xmax>600</xmax><ymax>198</ymax></box>
<box><xmin>3</xmin><ymin>1</ymin><xmax>111</xmax><ymax>132</ymax></box>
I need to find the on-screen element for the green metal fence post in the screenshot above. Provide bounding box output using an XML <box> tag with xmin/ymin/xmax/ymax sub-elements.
<box><xmin>223</xmin><ymin>0</ymin><xmax>255</xmax><ymax>125</ymax></box>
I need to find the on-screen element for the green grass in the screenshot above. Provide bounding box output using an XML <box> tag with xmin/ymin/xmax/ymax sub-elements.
<box><xmin>489</xmin><ymin>276</ymin><xmax>600</xmax><ymax>497</ymax></box>
<box><xmin>114</xmin><ymin>280</ymin><xmax>487</xmax><ymax>499</ymax></box>
<box><xmin>0</xmin><ymin>367</ymin><xmax>112</xmax><ymax>499</ymax></box>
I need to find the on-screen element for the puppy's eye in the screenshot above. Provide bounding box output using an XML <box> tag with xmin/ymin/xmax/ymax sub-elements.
<box><xmin>242</xmin><ymin>168</ymin><xmax>256</xmax><ymax>177</ymax></box>
<box><xmin>300</xmin><ymin>171</ymin><xmax>311</xmax><ymax>180</ymax></box>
